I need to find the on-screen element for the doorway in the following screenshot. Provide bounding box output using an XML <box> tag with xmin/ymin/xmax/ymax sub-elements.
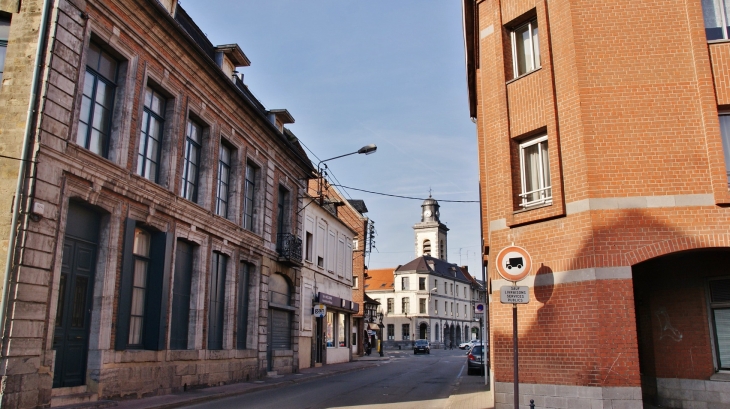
<box><xmin>419</xmin><ymin>323</ymin><xmax>427</xmax><ymax>340</ymax></box>
<box><xmin>53</xmin><ymin>203</ymin><xmax>101</xmax><ymax>388</ymax></box>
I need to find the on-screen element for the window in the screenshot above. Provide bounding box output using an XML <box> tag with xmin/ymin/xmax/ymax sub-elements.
<box><xmin>77</xmin><ymin>42</ymin><xmax>118</xmax><ymax>157</ymax></box>
<box><xmin>243</xmin><ymin>162</ymin><xmax>258</xmax><ymax>231</ymax></box>
<box><xmin>419</xmin><ymin>298</ymin><xmax>426</xmax><ymax>314</ymax></box>
<box><xmin>423</xmin><ymin>239</ymin><xmax>431</xmax><ymax>256</ymax></box>
<box><xmin>208</xmin><ymin>252</ymin><xmax>227</xmax><ymax>350</ymax></box>
<box><xmin>434</xmin><ymin>280</ymin><xmax>438</xmax><ymax>292</ymax></box>
<box><xmin>440</xmin><ymin>240</ymin><xmax>444</xmax><ymax>259</ymax></box>
<box><xmin>353</xmin><ymin>276</ymin><xmax>359</xmax><ymax>289</ymax></box>
<box><xmin>720</xmin><ymin>115</ymin><xmax>730</xmax><ymax>187</ymax></box>
<box><xmin>710</xmin><ymin>279</ymin><xmax>730</xmax><ymax>369</ymax></box>
<box><xmin>128</xmin><ymin>228</ymin><xmax>151</xmax><ymax>347</ymax></box>
<box><xmin>0</xmin><ymin>15</ymin><xmax>9</xmax><ymax>86</ymax></box>
<box><xmin>435</xmin><ymin>324</ymin><xmax>440</xmax><ymax>341</ymax></box>
<box><xmin>216</xmin><ymin>142</ymin><xmax>232</xmax><ymax>218</ymax></box>
<box><xmin>703</xmin><ymin>0</ymin><xmax>730</xmax><ymax>40</ymax></box>
<box><xmin>116</xmin><ymin>219</ymin><xmax>171</xmax><ymax>351</ymax></box>
<box><xmin>387</xmin><ymin>298</ymin><xmax>394</xmax><ymax>314</ymax></box>
<box><xmin>237</xmin><ymin>262</ymin><xmax>251</xmax><ymax>349</ymax></box>
<box><xmin>338</xmin><ymin>313</ymin><xmax>347</xmax><ymax>347</ymax></box>
<box><xmin>519</xmin><ymin>135</ymin><xmax>552</xmax><ymax>208</ymax></box>
<box><xmin>402</xmin><ymin>324</ymin><xmax>410</xmax><ymax>340</ymax></box>
<box><xmin>387</xmin><ymin>324</ymin><xmax>395</xmax><ymax>340</ymax></box>
<box><xmin>181</xmin><ymin>119</ymin><xmax>202</xmax><ymax>202</ymax></box>
<box><xmin>435</xmin><ymin>300</ymin><xmax>438</xmax><ymax>314</ymax></box>
<box><xmin>450</xmin><ymin>283</ymin><xmax>453</xmax><ymax>294</ymax></box>
<box><xmin>457</xmin><ymin>303</ymin><xmax>460</xmax><ymax>317</ymax></box>
<box><xmin>276</xmin><ymin>186</ymin><xmax>291</xmax><ymax>252</ymax></box>
<box><xmin>402</xmin><ymin>277</ymin><xmax>409</xmax><ymax>291</ymax></box>
<box><xmin>402</xmin><ymin>298</ymin><xmax>410</xmax><ymax>314</ymax></box>
<box><xmin>317</xmin><ymin>222</ymin><xmax>326</xmax><ymax>268</ymax></box>
<box><xmin>138</xmin><ymin>86</ymin><xmax>166</xmax><ymax>182</ymax></box>
<box><xmin>305</xmin><ymin>231</ymin><xmax>313</xmax><ymax>261</ymax></box>
<box><xmin>444</xmin><ymin>282</ymin><xmax>447</xmax><ymax>293</ymax></box>
<box><xmin>451</xmin><ymin>302</ymin><xmax>454</xmax><ymax>316</ymax></box>
<box><xmin>326</xmin><ymin>311</ymin><xmax>334</xmax><ymax>347</ymax></box>
<box><xmin>464</xmin><ymin>304</ymin><xmax>467</xmax><ymax>318</ymax></box>
<box><xmin>419</xmin><ymin>277</ymin><xmax>426</xmax><ymax>291</ymax></box>
<box><xmin>511</xmin><ymin>18</ymin><xmax>540</xmax><ymax>78</ymax></box>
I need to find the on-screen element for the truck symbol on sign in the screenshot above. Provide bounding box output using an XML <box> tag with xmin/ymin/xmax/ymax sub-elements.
<box><xmin>506</xmin><ymin>257</ymin><xmax>524</xmax><ymax>269</ymax></box>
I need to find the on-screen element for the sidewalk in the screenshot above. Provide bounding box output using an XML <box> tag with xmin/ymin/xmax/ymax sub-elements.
<box><xmin>71</xmin><ymin>355</ymin><xmax>391</xmax><ymax>409</ymax></box>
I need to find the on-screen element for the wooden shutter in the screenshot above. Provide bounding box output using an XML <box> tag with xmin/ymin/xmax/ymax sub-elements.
<box><xmin>144</xmin><ymin>230</ymin><xmax>173</xmax><ymax>350</ymax></box>
<box><xmin>236</xmin><ymin>262</ymin><xmax>250</xmax><ymax>350</ymax></box>
<box><xmin>170</xmin><ymin>240</ymin><xmax>194</xmax><ymax>350</ymax></box>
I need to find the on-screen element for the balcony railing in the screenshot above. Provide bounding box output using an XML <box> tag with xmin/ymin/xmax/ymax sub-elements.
<box><xmin>276</xmin><ymin>233</ymin><xmax>302</xmax><ymax>265</ymax></box>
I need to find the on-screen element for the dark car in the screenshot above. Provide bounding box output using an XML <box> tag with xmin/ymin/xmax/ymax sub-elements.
<box><xmin>467</xmin><ymin>345</ymin><xmax>485</xmax><ymax>375</ymax></box>
<box><xmin>414</xmin><ymin>340</ymin><xmax>430</xmax><ymax>354</ymax></box>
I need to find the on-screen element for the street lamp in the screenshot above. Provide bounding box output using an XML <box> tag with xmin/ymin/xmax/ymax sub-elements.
<box><xmin>316</xmin><ymin>144</ymin><xmax>377</xmax><ymax>205</ymax></box>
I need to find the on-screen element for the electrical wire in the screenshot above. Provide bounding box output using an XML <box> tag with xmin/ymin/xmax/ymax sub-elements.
<box><xmin>329</xmin><ymin>184</ymin><xmax>479</xmax><ymax>203</ymax></box>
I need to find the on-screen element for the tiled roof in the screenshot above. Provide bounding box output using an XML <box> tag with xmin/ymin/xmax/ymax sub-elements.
<box><xmin>365</xmin><ymin>268</ymin><xmax>395</xmax><ymax>290</ymax></box>
<box><xmin>395</xmin><ymin>256</ymin><xmax>473</xmax><ymax>284</ymax></box>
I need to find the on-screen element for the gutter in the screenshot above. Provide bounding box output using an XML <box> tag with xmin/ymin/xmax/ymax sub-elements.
<box><xmin>0</xmin><ymin>0</ymin><xmax>54</xmax><ymax>357</ymax></box>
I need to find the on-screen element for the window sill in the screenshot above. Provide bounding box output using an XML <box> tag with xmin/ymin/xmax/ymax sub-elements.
<box><xmin>708</xmin><ymin>39</ymin><xmax>730</xmax><ymax>45</ymax></box>
<box><xmin>506</xmin><ymin>67</ymin><xmax>542</xmax><ymax>85</ymax></box>
<box><xmin>513</xmin><ymin>201</ymin><xmax>552</xmax><ymax>215</ymax></box>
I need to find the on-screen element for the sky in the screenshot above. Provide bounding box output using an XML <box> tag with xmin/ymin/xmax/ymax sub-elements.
<box><xmin>180</xmin><ymin>1</ymin><xmax>482</xmax><ymax>277</ymax></box>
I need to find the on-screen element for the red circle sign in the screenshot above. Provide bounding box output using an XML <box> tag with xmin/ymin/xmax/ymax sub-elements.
<box><xmin>495</xmin><ymin>245</ymin><xmax>532</xmax><ymax>282</ymax></box>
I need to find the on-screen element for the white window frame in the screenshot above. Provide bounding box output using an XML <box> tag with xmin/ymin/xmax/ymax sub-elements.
<box><xmin>510</xmin><ymin>18</ymin><xmax>540</xmax><ymax>78</ymax></box>
<box><xmin>519</xmin><ymin>135</ymin><xmax>552</xmax><ymax>208</ymax></box>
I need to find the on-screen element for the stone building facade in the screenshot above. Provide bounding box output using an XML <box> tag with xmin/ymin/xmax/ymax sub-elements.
<box><xmin>464</xmin><ymin>0</ymin><xmax>730</xmax><ymax>407</ymax></box>
<box><xmin>0</xmin><ymin>0</ymin><xmax>315</xmax><ymax>407</ymax></box>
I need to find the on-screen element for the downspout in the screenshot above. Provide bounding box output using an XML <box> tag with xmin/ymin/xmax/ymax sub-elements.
<box><xmin>0</xmin><ymin>0</ymin><xmax>54</xmax><ymax>356</ymax></box>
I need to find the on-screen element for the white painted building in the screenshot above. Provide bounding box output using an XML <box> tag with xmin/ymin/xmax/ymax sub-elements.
<box><xmin>298</xmin><ymin>199</ymin><xmax>357</xmax><ymax>368</ymax></box>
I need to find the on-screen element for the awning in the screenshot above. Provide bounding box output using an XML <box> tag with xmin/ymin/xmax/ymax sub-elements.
<box><xmin>367</xmin><ymin>323</ymin><xmax>380</xmax><ymax>330</ymax></box>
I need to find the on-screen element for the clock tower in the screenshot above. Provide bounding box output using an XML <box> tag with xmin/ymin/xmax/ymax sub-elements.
<box><xmin>413</xmin><ymin>195</ymin><xmax>449</xmax><ymax>260</ymax></box>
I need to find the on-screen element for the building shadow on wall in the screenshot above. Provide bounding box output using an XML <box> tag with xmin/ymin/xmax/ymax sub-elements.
<box><xmin>492</xmin><ymin>209</ymin><xmax>727</xmax><ymax>403</ymax></box>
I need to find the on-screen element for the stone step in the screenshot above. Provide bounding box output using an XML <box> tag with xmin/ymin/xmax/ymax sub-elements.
<box><xmin>51</xmin><ymin>385</ymin><xmax>87</xmax><ymax>397</ymax></box>
<box><xmin>266</xmin><ymin>371</ymin><xmax>279</xmax><ymax>377</ymax></box>
<box><xmin>50</xmin><ymin>392</ymin><xmax>100</xmax><ymax>408</ymax></box>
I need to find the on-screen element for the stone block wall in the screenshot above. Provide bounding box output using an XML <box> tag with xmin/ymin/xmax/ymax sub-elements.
<box><xmin>494</xmin><ymin>382</ymin><xmax>642</xmax><ymax>409</ymax></box>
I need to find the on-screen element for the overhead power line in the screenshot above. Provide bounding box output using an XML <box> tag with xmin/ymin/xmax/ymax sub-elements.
<box><xmin>330</xmin><ymin>184</ymin><xmax>479</xmax><ymax>203</ymax></box>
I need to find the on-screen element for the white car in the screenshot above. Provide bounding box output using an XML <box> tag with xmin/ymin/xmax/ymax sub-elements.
<box><xmin>459</xmin><ymin>339</ymin><xmax>481</xmax><ymax>350</ymax></box>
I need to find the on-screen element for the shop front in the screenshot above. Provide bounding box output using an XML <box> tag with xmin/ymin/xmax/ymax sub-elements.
<box><xmin>315</xmin><ymin>293</ymin><xmax>358</xmax><ymax>365</ymax></box>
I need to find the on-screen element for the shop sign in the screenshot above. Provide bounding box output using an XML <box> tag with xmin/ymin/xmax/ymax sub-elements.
<box><xmin>313</xmin><ymin>304</ymin><xmax>326</xmax><ymax>318</ymax></box>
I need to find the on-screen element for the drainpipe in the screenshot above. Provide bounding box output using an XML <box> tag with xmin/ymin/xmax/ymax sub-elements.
<box><xmin>0</xmin><ymin>0</ymin><xmax>54</xmax><ymax>356</ymax></box>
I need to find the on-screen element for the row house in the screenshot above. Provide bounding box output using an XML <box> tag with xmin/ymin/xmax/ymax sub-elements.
<box><xmin>0</xmin><ymin>0</ymin><xmax>315</xmax><ymax>407</ymax></box>
<box><xmin>298</xmin><ymin>184</ymin><xmax>363</xmax><ymax>368</ymax></box>
<box><xmin>464</xmin><ymin>0</ymin><xmax>730</xmax><ymax>407</ymax></box>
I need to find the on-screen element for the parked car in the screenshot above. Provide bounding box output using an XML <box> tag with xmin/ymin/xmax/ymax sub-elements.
<box><xmin>459</xmin><ymin>339</ymin><xmax>482</xmax><ymax>350</ymax></box>
<box><xmin>414</xmin><ymin>340</ymin><xmax>431</xmax><ymax>354</ymax></box>
<box><xmin>467</xmin><ymin>345</ymin><xmax>485</xmax><ymax>375</ymax></box>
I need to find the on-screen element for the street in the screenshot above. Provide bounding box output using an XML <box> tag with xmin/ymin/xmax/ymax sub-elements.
<box><xmin>182</xmin><ymin>348</ymin><xmax>489</xmax><ymax>409</ymax></box>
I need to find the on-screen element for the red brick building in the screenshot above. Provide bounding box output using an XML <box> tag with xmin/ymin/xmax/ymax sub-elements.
<box><xmin>464</xmin><ymin>0</ymin><xmax>730</xmax><ymax>407</ymax></box>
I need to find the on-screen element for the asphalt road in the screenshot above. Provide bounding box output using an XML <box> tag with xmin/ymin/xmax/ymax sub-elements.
<box><xmin>182</xmin><ymin>348</ymin><xmax>489</xmax><ymax>409</ymax></box>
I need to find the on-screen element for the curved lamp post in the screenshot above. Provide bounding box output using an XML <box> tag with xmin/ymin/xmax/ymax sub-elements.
<box><xmin>316</xmin><ymin>144</ymin><xmax>377</xmax><ymax>205</ymax></box>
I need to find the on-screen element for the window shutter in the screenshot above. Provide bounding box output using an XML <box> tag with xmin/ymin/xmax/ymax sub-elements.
<box><xmin>115</xmin><ymin>218</ymin><xmax>137</xmax><ymax>351</ymax></box>
<box><xmin>144</xmin><ymin>230</ymin><xmax>173</xmax><ymax>350</ymax></box>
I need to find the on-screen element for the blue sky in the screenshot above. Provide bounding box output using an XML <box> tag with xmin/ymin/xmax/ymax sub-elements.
<box><xmin>181</xmin><ymin>0</ymin><xmax>482</xmax><ymax>276</ymax></box>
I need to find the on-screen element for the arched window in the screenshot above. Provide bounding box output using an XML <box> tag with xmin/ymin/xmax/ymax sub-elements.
<box><xmin>423</xmin><ymin>239</ymin><xmax>431</xmax><ymax>256</ymax></box>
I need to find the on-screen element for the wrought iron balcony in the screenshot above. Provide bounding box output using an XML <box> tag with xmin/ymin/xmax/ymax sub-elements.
<box><xmin>276</xmin><ymin>233</ymin><xmax>302</xmax><ymax>265</ymax></box>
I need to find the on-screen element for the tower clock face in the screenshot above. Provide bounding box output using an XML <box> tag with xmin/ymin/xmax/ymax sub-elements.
<box><xmin>424</xmin><ymin>210</ymin><xmax>432</xmax><ymax>217</ymax></box>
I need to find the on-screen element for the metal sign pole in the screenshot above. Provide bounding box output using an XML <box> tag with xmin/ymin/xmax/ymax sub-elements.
<box><xmin>513</xmin><ymin>302</ymin><xmax>518</xmax><ymax>409</ymax></box>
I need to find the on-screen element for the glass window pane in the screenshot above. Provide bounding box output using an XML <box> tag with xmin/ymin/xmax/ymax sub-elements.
<box><xmin>703</xmin><ymin>0</ymin><xmax>727</xmax><ymax>40</ymax></box>
<box><xmin>338</xmin><ymin>313</ymin><xmax>346</xmax><ymax>347</ymax></box>
<box><xmin>86</xmin><ymin>42</ymin><xmax>101</xmax><ymax>71</ymax></box>
<box><xmin>522</xmin><ymin>143</ymin><xmax>541</xmax><ymax>202</ymax></box>
<box><xmin>144</xmin><ymin>87</ymin><xmax>152</xmax><ymax>108</ymax></box>
<box><xmin>326</xmin><ymin>311</ymin><xmax>334</xmax><ymax>347</ymax></box>
<box><xmin>151</xmin><ymin>92</ymin><xmax>162</xmax><ymax>115</ymax></box>
<box><xmin>146</xmin><ymin>162</ymin><xmax>157</xmax><ymax>181</ymax></box>
<box><xmin>514</xmin><ymin>25</ymin><xmax>531</xmax><ymax>76</ymax></box>
<box><xmin>133</xmin><ymin>229</ymin><xmax>150</xmax><ymax>256</ymax></box>
<box><xmin>716</xmin><ymin>309</ymin><xmax>730</xmax><ymax>368</ymax></box>
<box><xmin>128</xmin><ymin>316</ymin><xmax>142</xmax><ymax>345</ymax></box>
<box><xmin>82</xmin><ymin>71</ymin><xmax>95</xmax><ymax>97</ymax></box>
<box><xmin>133</xmin><ymin>260</ymin><xmax>148</xmax><ymax>287</ymax></box>
<box><xmin>720</xmin><ymin>115</ymin><xmax>730</xmax><ymax>186</ymax></box>
<box><xmin>88</xmin><ymin>129</ymin><xmax>103</xmax><ymax>155</ymax></box>
<box><xmin>98</xmin><ymin>50</ymin><xmax>117</xmax><ymax>82</ymax></box>
<box><xmin>76</xmin><ymin>123</ymin><xmax>89</xmax><ymax>147</ymax></box>
<box><xmin>541</xmin><ymin>141</ymin><xmax>551</xmax><ymax>198</ymax></box>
